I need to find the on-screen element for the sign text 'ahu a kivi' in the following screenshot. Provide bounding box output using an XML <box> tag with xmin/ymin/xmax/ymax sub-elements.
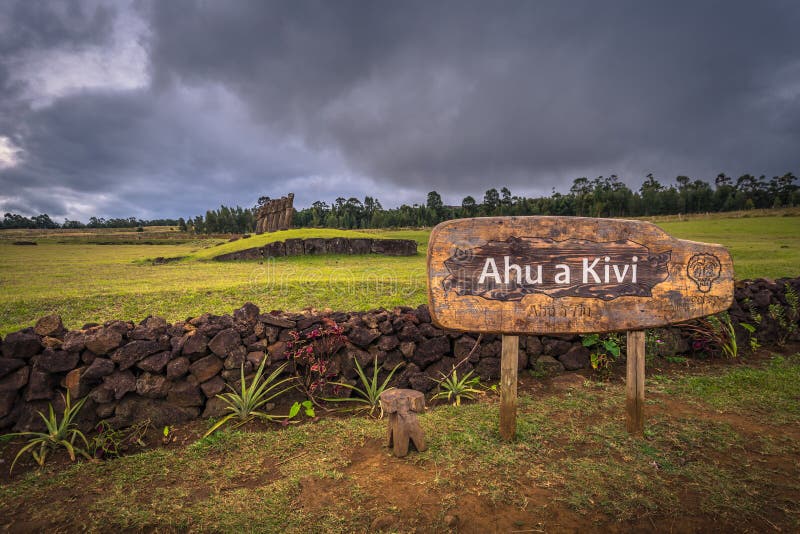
<box><xmin>427</xmin><ymin>217</ymin><xmax>733</xmax><ymax>334</ymax></box>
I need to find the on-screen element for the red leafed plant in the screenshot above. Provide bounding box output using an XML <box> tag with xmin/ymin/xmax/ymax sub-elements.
<box><xmin>286</xmin><ymin>318</ymin><xmax>346</xmax><ymax>405</ymax></box>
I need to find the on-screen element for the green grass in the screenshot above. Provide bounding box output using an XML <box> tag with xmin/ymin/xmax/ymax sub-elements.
<box><xmin>2</xmin><ymin>356</ymin><xmax>798</xmax><ymax>531</ymax></box>
<box><xmin>0</xmin><ymin>213</ymin><xmax>797</xmax><ymax>335</ymax></box>
<box><xmin>663</xmin><ymin>354</ymin><xmax>800</xmax><ymax>424</ymax></box>
<box><xmin>655</xmin><ymin>216</ymin><xmax>800</xmax><ymax>280</ymax></box>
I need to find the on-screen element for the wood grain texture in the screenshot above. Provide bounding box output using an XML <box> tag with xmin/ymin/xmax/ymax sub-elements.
<box><xmin>380</xmin><ymin>389</ymin><xmax>427</xmax><ymax>456</ymax></box>
<box><xmin>626</xmin><ymin>330</ymin><xmax>646</xmax><ymax>436</ymax></box>
<box><xmin>499</xmin><ymin>335</ymin><xmax>519</xmax><ymax>441</ymax></box>
<box><xmin>427</xmin><ymin>216</ymin><xmax>734</xmax><ymax>334</ymax></box>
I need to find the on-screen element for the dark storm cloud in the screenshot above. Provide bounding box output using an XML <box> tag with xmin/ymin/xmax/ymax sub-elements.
<box><xmin>0</xmin><ymin>87</ymin><xmax>337</xmax><ymax>219</ymax></box>
<box><xmin>146</xmin><ymin>0</ymin><xmax>800</xmax><ymax>196</ymax></box>
<box><xmin>0</xmin><ymin>0</ymin><xmax>115</xmax><ymax>54</ymax></box>
<box><xmin>1</xmin><ymin>0</ymin><xmax>799</xmax><ymax>219</ymax></box>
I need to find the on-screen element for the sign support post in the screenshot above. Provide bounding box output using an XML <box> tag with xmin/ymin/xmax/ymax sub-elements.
<box><xmin>625</xmin><ymin>330</ymin><xmax>646</xmax><ymax>435</ymax></box>
<box><xmin>499</xmin><ymin>334</ymin><xmax>519</xmax><ymax>441</ymax></box>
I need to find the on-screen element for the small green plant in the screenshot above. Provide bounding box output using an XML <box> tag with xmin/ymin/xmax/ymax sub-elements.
<box><xmin>203</xmin><ymin>359</ymin><xmax>293</xmax><ymax>438</ymax></box>
<box><xmin>683</xmin><ymin>312</ymin><xmax>740</xmax><ymax>358</ymax></box>
<box><xmin>288</xmin><ymin>400</ymin><xmax>315</xmax><ymax>419</ymax></box>
<box><xmin>582</xmin><ymin>333</ymin><xmax>621</xmax><ymax>377</ymax></box>
<box><xmin>709</xmin><ymin>313</ymin><xmax>739</xmax><ymax>358</ymax></box>
<box><xmin>740</xmin><ymin>322</ymin><xmax>760</xmax><ymax>352</ymax></box>
<box><xmin>90</xmin><ymin>419</ymin><xmax>150</xmax><ymax>459</ymax></box>
<box><xmin>768</xmin><ymin>283</ymin><xmax>799</xmax><ymax>346</ymax></box>
<box><xmin>431</xmin><ymin>367</ymin><xmax>483</xmax><ymax>406</ymax></box>
<box><xmin>326</xmin><ymin>356</ymin><xmax>404</xmax><ymax>417</ymax></box>
<box><xmin>8</xmin><ymin>391</ymin><xmax>90</xmax><ymax>473</ymax></box>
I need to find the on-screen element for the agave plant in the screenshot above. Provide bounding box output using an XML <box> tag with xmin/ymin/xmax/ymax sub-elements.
<box><xmin>326</xmin><ymin>356</ymin><xmax>404</xmax><ymax>417</ymax></box>
<box><xmin>203</xmin><ymin>359</ymin><xmax>294</xmax><ymax>438</ymax></box>
<box><xmin>9</xmin><ymin>391</ymin><xmax>90</xmax><ymax>473</ymax></box>
<box><xmin>431</xmin><ymin>367</ymin><xmax>483</xmax><ymax>406</ymax></box>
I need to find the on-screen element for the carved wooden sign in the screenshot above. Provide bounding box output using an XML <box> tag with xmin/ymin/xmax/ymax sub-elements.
<box><xmin>427</xmin><ymin>216</ymin><xmax>733</xmax><ymax>334</ymax></box>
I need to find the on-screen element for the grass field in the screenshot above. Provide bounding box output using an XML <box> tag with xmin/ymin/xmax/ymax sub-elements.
<box><xmin>1</xmin><ymin>353</ymin><xmax>798</xmax><ymax>531</ymax></box>
<box><xmin>0</xmin><ymin>212</ymin><xmax>798</xmax><ymax>335</ymax></box>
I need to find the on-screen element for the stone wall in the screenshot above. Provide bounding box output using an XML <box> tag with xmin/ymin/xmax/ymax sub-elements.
<box><xmin>214</xmin><ymin>237</ymin><xmax>418</xmax><ymax>261</ymax></box>
<box><xmin>1</xmin><ymin>277</ymin><xmax>798</xmax><ymax>433</ymax></box>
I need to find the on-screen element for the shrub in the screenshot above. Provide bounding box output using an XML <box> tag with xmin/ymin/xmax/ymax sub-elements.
<box><xmin>287</xmin><ymin>318</ymin><xmax>346</xmax><ymax>405</ymax></box>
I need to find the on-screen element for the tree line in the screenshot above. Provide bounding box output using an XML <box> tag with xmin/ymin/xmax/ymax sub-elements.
<box><xmin>2</xmin><ymin>172</ymin><xmax>797</xmax><ymax>232</ymax></box>
<box><xmin>291</xmin><ymin>172</ymin><xmax>798</xmax><ymax>229</ymax></box>
<box><xmin>0</xmin><ymin>213</ymin><xmax>180</xmax><ymax>230</ymax></box>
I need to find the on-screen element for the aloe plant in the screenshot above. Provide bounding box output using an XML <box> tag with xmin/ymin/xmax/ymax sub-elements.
<box><xmin>431</xmin><ymin>367</ymin><xmax>483</xmax><ymax>406</ymax></box>
<box><xmin>203</xmin><ymin>359</ymin><xmax>294</xmax><ymax>437</ymax></box>
<box><xmin>8</xmin><ymin>391</ymin><xmax>90</xmax><ymax>473</ymax></box>
<box><xmin>327</xmin><ymin>356</ymin><xmax>404</xmax><ymax>417</ymax></box>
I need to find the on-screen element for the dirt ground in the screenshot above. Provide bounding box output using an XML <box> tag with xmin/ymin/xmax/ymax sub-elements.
<box><xmin>1</xmin><ymin>347</ymin><xmax>798</xmax><ymax>533</ymax></box>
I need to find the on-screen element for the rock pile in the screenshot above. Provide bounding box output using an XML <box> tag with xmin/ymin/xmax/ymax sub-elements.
<box><xmin>1</xmin><ymin>277</ymin><xmax>798</xmax><ymax>433</ymax></box>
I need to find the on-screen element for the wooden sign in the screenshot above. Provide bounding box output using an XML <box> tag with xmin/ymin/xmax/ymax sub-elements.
<box><xmin>427</xmin><ymin>216</ymin><xmax>733</xmax><ymax>335</ymax></box>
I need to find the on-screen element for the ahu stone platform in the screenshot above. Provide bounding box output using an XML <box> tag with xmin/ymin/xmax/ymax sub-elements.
<box><xmin>213</xmin><ymin>237</ymin><xmax>418</xmax><ymax>261</ymax></box>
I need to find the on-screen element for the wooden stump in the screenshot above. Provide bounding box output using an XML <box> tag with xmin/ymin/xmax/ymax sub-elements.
<box><xmin>379</xmin><ymin>389</ymin><xmax>427</xmax><ymax>457</ymax></box>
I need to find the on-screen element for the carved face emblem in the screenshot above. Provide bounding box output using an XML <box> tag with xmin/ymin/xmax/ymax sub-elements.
<box><xmin>687</xmin><ymin>253</ymin><xmax>721</xmax><ymax>293</ymax></box>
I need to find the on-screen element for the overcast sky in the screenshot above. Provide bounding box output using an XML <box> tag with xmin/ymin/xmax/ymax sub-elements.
<box><xmin>1</xmin><ymin>0</ymin><xmax>798</xmax><ymax>221</ymax></box>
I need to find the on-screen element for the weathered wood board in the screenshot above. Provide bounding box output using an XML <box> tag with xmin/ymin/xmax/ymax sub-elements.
<box><xmin>427</xmin><ymin>216</ymin><xmax>733</xmax><ymax>334</ymax></box>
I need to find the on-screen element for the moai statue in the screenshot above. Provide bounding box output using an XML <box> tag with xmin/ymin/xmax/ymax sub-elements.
<box><xmin>270</xmin><ymin>200</ymin><xmax>281</xmax><ymax>232</ymax></box>
<box><xmin>277</xmin><ymin>196</ymin><xmax>288</xmax><ymax>231</ymax></box>
<box><xmin>282</xmin><ymin>193</ymin><xmax>294</xmax><ymax>230</ymax></box>
<box><xmin>267</xmin><ymin>204</ymin><xmax>277</xmax><ymax>233</ymax></box>
<box><xmin>255</xmin><ymin>193</ymin><xmax>295</xmax><ymax>233</ymax></box>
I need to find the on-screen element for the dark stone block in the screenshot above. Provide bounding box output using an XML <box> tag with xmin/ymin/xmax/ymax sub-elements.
<box><xmin>370</xmin><ymin>239</ymin><xmax>418</xmax><ymax>256</ymax></box>
<box><xmin>34</xmin><ymin>315</ymin><xmax>65</xmax><ymax>337</ymax></box>
<box><xmin>0</xmin><ymin>358</ymin><xmax>25</xmax><ymax>379</ymax></box>
<box><xmin>475</xmin><ymin>357</ymin><xmax>500</xmax><ymax>381</ymax></box>
<box><xmin>200</xmin><ymin>376</ymin><xmax>226</xmax><ymax>398</ymax></box>
<box><xmin>263</xmin><ymin>241</ymin><xmax>286</xmax><ymax>258</ymax></box>
<box><xmin>167</xmin><ymin>356</ymin><xmax>191</xmax><ymax>379</ymax></box>
<box><xmin>558</xmin><ymin>346</ymin><xmax>591</xmax><ymax>371</ymax></box>
<box><xmin>83</xmin><ymin>357</ymin><xmax>115</xmax><ymax>380</ymax></box>
<box><xmin>136</xmin><ymin>372</ymin><xmax>170</xmax><ymax>398</ymax></box>
<box><xmin>137</xmin><ymin>351</ymin><xmax>172</xmax><ymax>373</ymax></box>
<box><xmin>190</xmin><ymin>355</ymin><xmax>224</xmax><ymax>383</ymax></box>
<box><xmin>348</xmin><ymin>327</ymin><xmax>381</xmax><ymax>348</ymax></box>
<box><xmin>103</xmin><ymin>370</ymin><xmax>137</xmax><ymax>400</ymax></box>
<box><xmin>208</xmin><ymin>328</ymin><xmax>243</xmax><ymax>357</ymax></box>
<box><xmin>0</xmin><ymin>366</ymin><xmax>29</xmax><ymax>392</ymax></box>
<box><xmin>112</xmin><ymin>339</ymin><xmax>167</xmax><ymax>370</ymax></box>
<box><xmin>234</xmin><ymin>302</ymin><xmax>260</xmax><ymax>324</ymax></box>
<box><xmin>284</xmin><ymin>238</ymin><xmax>305</xmax><ymax>256</ymax></box>
<box><xmin>24</xmin><ymin>369</ymin><xmax>55</xmax><ymax>401</ymax></box>
<box><xmin>84</xmin><ymin>329</ymin><xmax>122</xmax><ymax>356</ymax></box>
<box><xmin>34</xmin><ymin>349</ymin><xmax>79</xmax><ymax>373</ymax></box>
<box><xmin>2</xmin><ymin>330</ymin><xmax>42</xmax><ymax>359</ymax></box>
<box><xmin>303</xmin><ymin>238</ymin><xmax>327</xmax><ymax>255</ymax></box>
<box><xmin>62</xmin><ymin>331</ymin><xmax>86</xmax><ymax>353</ymax></box>
<box><xmin>348</xmin><ymin>238</ymin><xmax>373</xmax><ymax>254</ymax></box>
<box><xmin>167</xmin><ymin>380</ymin><xmax>204</xmax><ymax>407</ymax></box>
<box><xmin>413</xmin><ymin>336</ymin><xmax>449</xmax><ymax>368</ymax></box>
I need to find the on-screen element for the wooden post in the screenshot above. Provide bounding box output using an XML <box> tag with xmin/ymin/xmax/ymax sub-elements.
<box><xmin>626</xmin><ymin>330</ymin><xmax>646</xmax><ymax>435</ymax></box>
<box><xmin>499</xmin><ymin>334</ymin><xmax>519</xmax><ymax>441</ymax></box>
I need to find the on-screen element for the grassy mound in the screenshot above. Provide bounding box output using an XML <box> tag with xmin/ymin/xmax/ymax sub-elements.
<box><xmin>189</xmin><ymin>228</ymin><xmax>378</xmax><ymax>261</ymax></box>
